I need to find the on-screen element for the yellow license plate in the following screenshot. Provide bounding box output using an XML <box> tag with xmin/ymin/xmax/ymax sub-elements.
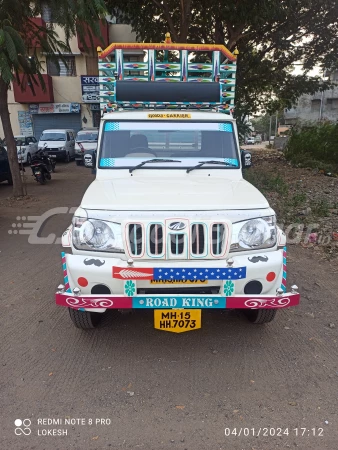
<box><xmin>150</xmin><ymin>280</ymin><xmax>208</xmax><ymax>284</ymax></box>
<box><xmin>154</xmin><ymin>309</ymin><xmax>201</xmax><ymax>333</ymax></box>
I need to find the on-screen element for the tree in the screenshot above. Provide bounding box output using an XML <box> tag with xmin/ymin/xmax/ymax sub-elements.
<box><xmin>0</xmin><ymin>0</ymin><xmax>107</xmax><ymax>197</ymax></box>
<box><xmin>108</xmin><ymin>0</ymin><xmax>337</xmax><ymax>122</ymax></box>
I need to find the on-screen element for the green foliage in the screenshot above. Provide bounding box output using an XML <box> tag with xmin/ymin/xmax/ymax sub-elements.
<box><xmin>284</xmin><ymin>123</ymin><xmax>338</xmax><ymax>172</ymax></box>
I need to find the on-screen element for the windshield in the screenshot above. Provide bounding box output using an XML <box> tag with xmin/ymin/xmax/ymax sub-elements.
<box><xmin>3</xmin><ymin>138</ymin><xmax>25</xmax><ymax>146</ymax></box>
<box><xmin>99</xmin><ymin>121</ymin><xmax>239</xmax><ymax>169</ymax></box>
<box><xmin>76</xmin><ymin>131</ymin><xmax>98</xmax><ymax>142</ymax></box>
<box><xmin>40</xmin><ymin>132</ymin><xmax>66</xmax><ymax>141</ymax></box>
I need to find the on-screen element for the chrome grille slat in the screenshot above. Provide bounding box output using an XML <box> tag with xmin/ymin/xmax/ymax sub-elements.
<box><xmin>149</xmin><ymin>224</ymin><xmax>164</xmax><ymax>255</ymax></box>
<box><xmin>128</xmin><ymin>224</ymin><xmax>143</xmax><ymax>256</ymax></box>
<box><xmin>170</xmin><ymin>233</ymin><xmax>185</xmax><ymax>255</ymax></box>
<box><xmin>211</xmin><ymin>223</ymin><xmax>225</xmax><ymax>255</ymax></box>
<box><xmin>191</xmin><ymin>224</ymin><xmax>206</xmax><ymax>255</ymax></box>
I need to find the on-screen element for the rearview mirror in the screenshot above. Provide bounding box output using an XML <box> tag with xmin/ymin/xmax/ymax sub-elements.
<box><xmin>241</xmin><ymin>150</ymin><xmax>252</xmax><ymax>169</ymax></box>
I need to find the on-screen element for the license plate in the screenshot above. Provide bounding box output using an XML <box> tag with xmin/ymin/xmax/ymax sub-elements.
<box><xmin>150</xmin><ymin>280</ymin><xmax>208</xmax><ymax>285</ymax></box>
<box><xmin>50</xmin><ymin>155</ymin><xmax>56</xmax><ymax>158</ymax></box>
<box><xmin>154</xmin><ymin>309</ymin><xmax>201</xmax><ymax>333</ymax></box>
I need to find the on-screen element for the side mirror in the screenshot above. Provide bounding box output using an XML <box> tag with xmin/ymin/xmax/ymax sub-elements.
<box><xmin>84</xmin><ymin>150</ymin><xmax>96</xmax><ymax>169</ymax></box>
<box><xmin>241</xmin><ymin>150</ymin><xmax>252</xmax><ymax>169</ymax></box>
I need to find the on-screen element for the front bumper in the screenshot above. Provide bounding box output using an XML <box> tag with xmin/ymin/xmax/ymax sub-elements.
<box><xmin>56</xmin><ymin>249</ymin><xmax>299</xmax><ymax>312</ymax></box>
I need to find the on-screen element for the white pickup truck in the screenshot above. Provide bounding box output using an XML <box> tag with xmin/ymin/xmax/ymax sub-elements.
<box><xmin>56</xmin><ymin>38</ymin><xmax>299</xmax><ymax>332</ymax></box>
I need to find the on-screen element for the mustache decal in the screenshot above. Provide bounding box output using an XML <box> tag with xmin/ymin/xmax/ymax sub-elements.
<box><xmin>83</xmin><ymin>258</ymin><xmax>106</xmax><ymax>267</ymax></box>
<box><xmin>248</xmin><ymin>256</ymin><xmax>269</xmax><ymax>263</ymax></box>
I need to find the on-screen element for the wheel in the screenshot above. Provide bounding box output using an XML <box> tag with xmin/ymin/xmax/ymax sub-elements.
<box><xmin>51</xmin><ymin>162</ymin><xmax>56</xmax><ymax>172</ymax></box>
<box><xmin>7</xmin><ymin>173</ymin><xmax>13</xmax><ymax>185</ymax></box>
<box><xmin>76</xmin><ymin>160</ymin><xmax>82</xmax><ymax>166</ymax></box>
<box><xmin>65</xmin><ymin>152</ymin><xmax>71</xmax><ymax>163</ymax></box>
<box><xmin>68</xmin><ymin>308</ymin><xmax>103</xmax><ymax>329</ymax></box>
<box><xmin>245</xmin><ymin>309</ymin><xmax>278</xmax><ymax>324</ymax></box>
<box><xmin>27</xmin><ymin>153</ymin><xmax>31</xmax><ymax>165</ymax></box>
<box><xmin>46</xmin><ymin>171</ymin><xmax>51</xmax><ymax>180</ymax></box>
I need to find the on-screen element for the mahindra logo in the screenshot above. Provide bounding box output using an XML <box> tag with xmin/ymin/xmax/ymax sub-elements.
<box><xmin>169</xmin><ymin>221</ymin><xmax>186</xmax><ymax>231</ymax></box>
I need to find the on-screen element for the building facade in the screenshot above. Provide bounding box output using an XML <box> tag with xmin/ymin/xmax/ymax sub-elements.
<box><xmin>0</xmin><ymin>10</ymin><xmax>141</xmax><ymax>139</ymax></box>
<box><xmin>285</xmin><ymin>71</ymin><xmax>338</xmax><ymax>125</ymax></box>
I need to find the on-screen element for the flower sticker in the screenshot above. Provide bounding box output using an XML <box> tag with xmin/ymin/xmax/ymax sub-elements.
<box><xmin>124</xmin><ymin>280</ymin><xmax>136</xmax><ymax>296</ymax></box>
<box><xmin>224</xmin><ymin>280</ymin><xmax>234</xmax><ymax>296</ymax></box>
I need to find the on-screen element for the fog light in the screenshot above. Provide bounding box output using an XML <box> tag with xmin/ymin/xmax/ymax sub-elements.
<box><xmin>244</xmin><ymin>280</ymin><xmax>263</xmax><ymax>295</ymax></box>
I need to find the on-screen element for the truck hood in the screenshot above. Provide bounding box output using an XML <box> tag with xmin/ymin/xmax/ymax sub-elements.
<box><xmin>82</xmin><ymin>176</ymin><xmax>269</xmax><ymax>211</ymax></box>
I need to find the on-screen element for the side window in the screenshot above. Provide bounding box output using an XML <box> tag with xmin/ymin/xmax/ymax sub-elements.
<box><xmin>32</xmin><ymin>137</ymin><xmax>37</xmax><ymax>143</ymax></box>
<box><xmin>69</xmin><ymin>132</ymin><xmax>74</xmax><ymax>141</ymax></box>
<box><xmin>26</xmin><ymin>137</ymin><xmax>32</xmax><ymax>144</ymax></box>
<box><xmin>66</xmin><ymin>132</ymin><xmax>70</xmax><ymax>141</ymax></box>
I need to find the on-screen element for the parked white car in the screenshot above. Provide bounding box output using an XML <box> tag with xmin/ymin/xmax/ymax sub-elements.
<box><xmin>74</xmin><ymin>128</ymin><xmax>98</xmax><ymax>166</ymax></box>
<box><xmin>4</xmin><ymin>135</ymin><xmax>39</xmax><ymax>164</ymax></box>
<box><xmin>38</xmin><ymin>129</ymin><xmax>76</xmax><ymax>162</ymax></box>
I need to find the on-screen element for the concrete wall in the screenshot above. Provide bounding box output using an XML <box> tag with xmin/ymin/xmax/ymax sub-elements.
<box><xmin>285</xmin><ymin>85</ymin><xmax>338</xmax><ymax>124</ymax></box>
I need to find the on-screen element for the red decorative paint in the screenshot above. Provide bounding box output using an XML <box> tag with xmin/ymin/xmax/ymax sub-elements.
<box><xmin>78</xmin><ymin>277</ymin><xmax>88</xmax><ymax>287</ymax></box>
<box><xmin>55</xmin><ymin>293</ymin><xmax>133</xmax><ymax>309</ymax></box>
<box><xmin>266</xmin><ymin>272</ymin><xmax>276</xmax><ymax>282</ymax></box>
<box><xmin>112</xmin><ymin>267</ymin><xmax>154</xmax><ymax>280</ymax></box>
<box><xmin>226</xmin><ymin>294</ymin><xmax>300</xmax><ymax>309</ymax></box>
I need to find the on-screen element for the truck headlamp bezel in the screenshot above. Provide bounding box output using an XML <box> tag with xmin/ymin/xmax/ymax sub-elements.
<box><xmin>230</xmin><ymin>216</ymin><xmax>277</xmax><ymax>252</ymax></box>
<box><xmin>72</xmin><ymin>216</ymin><xmax>124</xmax><ymax>253</ymax></box>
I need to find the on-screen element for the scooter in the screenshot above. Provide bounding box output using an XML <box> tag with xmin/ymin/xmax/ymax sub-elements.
<box><xmin>30</xmin><ymin>149</ymin><xmax>55</xmax><ymax>184</ymax></box>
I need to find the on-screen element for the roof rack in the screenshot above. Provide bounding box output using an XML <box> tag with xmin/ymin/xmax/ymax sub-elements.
<box><xmin>97</xmin><ymin>33</ymin><xmax>238</xmax><ymax>116</ymax></box>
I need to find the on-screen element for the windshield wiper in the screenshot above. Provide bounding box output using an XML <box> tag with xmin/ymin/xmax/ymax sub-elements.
<box><xmin>129</xmin><ymin>159</ymin><xmax>181</xmax><ymax>173</ymax></box>
<box><xmin>186</xmin><ymin>160</ymin><xmax>237</xmax><ymax>173</ymax></box>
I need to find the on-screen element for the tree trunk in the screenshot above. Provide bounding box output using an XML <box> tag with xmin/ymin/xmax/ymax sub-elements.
<box><xmin>0</xmin><ymin>79</ymin><xmax>25</xmax><ymax>197</ymax></box>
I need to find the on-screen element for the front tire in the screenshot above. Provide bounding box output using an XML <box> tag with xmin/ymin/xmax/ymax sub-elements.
<box><xmin>245</xmin><ymin>309</ymin><xmax>277</xmax><ymax>324</ymax></box>
<box><xmin>27</xmin><ymin>153</ymin><xmax>32</xmax><ymax>165</ymax></box>
<box><xmin>65</xmin><ymin>152</ymin><xmax>71</xmax><ymax>163</ymax></box>
<box><xmin>68</xmin><ymin>308</ymin><xmax>103</xmax><ymax>329</ymax></box>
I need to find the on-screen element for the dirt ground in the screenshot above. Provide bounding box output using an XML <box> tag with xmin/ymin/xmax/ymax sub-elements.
<box><xmin>0</xmin><ymin>160</ymin><xmax>337</xmax><ymax>450</ymax></box>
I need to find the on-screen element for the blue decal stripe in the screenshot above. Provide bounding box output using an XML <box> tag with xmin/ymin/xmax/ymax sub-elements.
<box><xmin>218</xmin><ymin>123</ymin><xmax>233</xmax><ymax>132</ymax></box>
<box><xmin>100</xmin><ymin>158</ymin><xmax>115</xmax><ymax>167</ymax></box>
<box><xmin>283</xmin><ymin>271</ymin><xmax>287</xmax><ymax>278</ymax></box>
<box><xmin>104</xmin><ymin>122</ymin><xmax>119</xmax><ymax>131</ymax></box>
<box><xmin>153</xmin><ymin>267</ymin><xmax>246</xmax><ymax>280</ymax></box>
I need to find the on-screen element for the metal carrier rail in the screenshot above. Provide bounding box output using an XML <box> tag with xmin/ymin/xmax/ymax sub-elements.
<box><xmin>97</xmin><ymin>34</ymin><xmax>238</xmax><ymax>115</ymax></box>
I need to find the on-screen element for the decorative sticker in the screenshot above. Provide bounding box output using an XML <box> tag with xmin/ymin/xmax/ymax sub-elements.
<box><xmin>124</xmin><ymin>280</ymin><xmax>136</xmax><ymax>296</ymax></box>
<box><xmin>223</xmin><ymin>280</ymin><xmax>235</xmax><ymax>296</ymax></box>
<box><xmin>147</xmin><ymin>113</ymin><xmax>192</xmax><ymax>119</ymax></box>
<box><xmin>218</xmin><ymin>123</ymin><xmax>233</xmax><ymax>132</ymax></box>
<box><xmin>132</xmin><ymin>296</ymin><xmax>226</xmax><ymax>309</ymax></box>
<box><xmin>113</xmin><ymin>266</ymin><xmax>246</xmax><ymax>280</ymax></box>
<box><xmin>100</xmin><ymin>158</ymin><xmax>115</xmax><ymax>167</ymax></box>
<box><xmin>104</xmin><ymin>122</ymin><xmax>120</xmax><ymax>131</ymax></box>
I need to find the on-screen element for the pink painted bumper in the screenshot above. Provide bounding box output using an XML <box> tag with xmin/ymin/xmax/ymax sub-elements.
<box><xmin>55</xmin><ymin>292</ymin><xmax>300</xmax><ymax>310</ymax></box>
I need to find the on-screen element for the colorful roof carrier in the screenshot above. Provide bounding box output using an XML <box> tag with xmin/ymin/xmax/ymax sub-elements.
<box><xmin>97</xmin><ymin>33</ymin><xmax>238</xmax><ymax>115</ymax></box>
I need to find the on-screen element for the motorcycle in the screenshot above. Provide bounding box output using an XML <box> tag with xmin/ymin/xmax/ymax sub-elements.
<box><xmin>30</xmin><ymin>149</ymin><xmax>56</xmax><ymax>184</ymax></box>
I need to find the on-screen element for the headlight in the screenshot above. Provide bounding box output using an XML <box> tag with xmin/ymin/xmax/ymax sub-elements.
<box><xmin>231</xmin><ymin>216</ymin><xmax>276</xmax><ymax>251</ymax></box>
<box><xmin>59</xmin><ymin>146</ymin><xmax>66</xmax><ymax>151</ymax></box>
<box><xmin>72</xmin><ymin>217</ymin><xmax>124</xmax><ymax>253</ymax></box>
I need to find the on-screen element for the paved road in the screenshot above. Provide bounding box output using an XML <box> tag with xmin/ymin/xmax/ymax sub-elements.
<box><xmin>0</xmin><ymin>163</ymin><xmax>337</xmax><ymax>450</ymax></box>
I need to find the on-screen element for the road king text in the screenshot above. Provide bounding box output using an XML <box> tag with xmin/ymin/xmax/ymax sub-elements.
<box><xmin>144</xmin><ymin>297</ymin><xmax>214</xmax><ymax>307</ymax></box>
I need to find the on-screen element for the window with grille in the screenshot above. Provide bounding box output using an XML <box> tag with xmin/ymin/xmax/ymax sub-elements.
<box><xmin>47</xmin><ymin>56</ymin><xmax>77</xmax><ymax>76</ymax></box>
